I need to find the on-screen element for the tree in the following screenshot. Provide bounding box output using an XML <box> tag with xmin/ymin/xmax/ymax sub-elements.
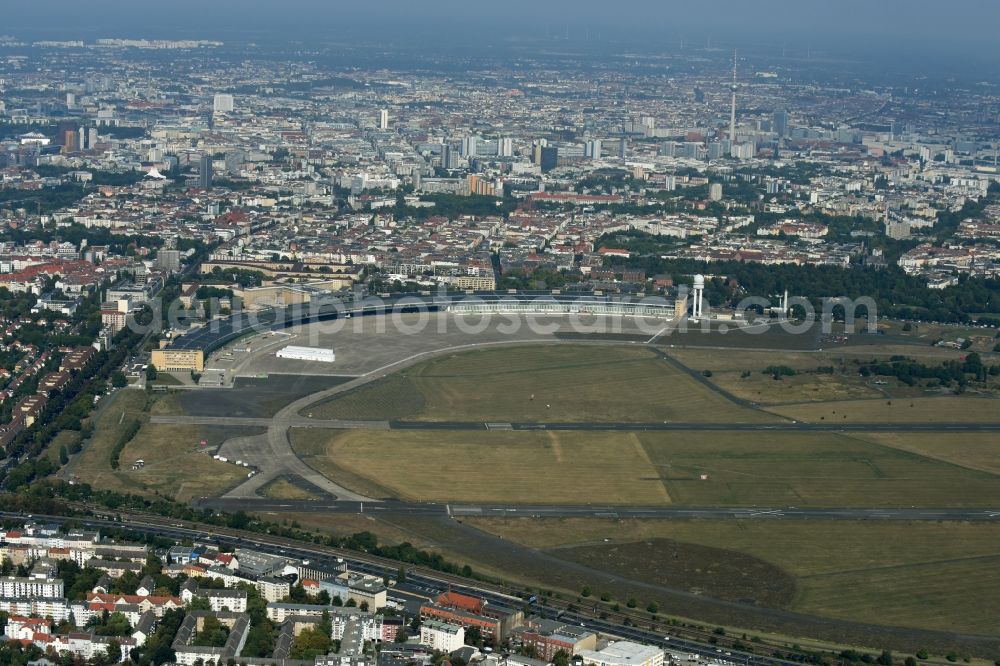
<box><xmin>94</xmin><ymin>611</ymin><xmax>132</xmax><ymax>636</ymax></box>
<box><xmin>916</xmin><ymin>649</ymin><xmax>929</xmax><ymax>660</ymax></box>
<box><xmin>465</xmin><ymin>626</ymin><xmax>483</xmax><ymax>648</ymax></box>
<box><xmin>194</xmin><ymin>615</ymin><xmax>230</xmax><ymax>647</ymax></box>
<box><xmin>519</xmin><ymin>645</ymin><xmax>539</xmax><ymax>659</ymax></box>
<box><xmin>290</xmin><ymin>625</ymin><xmax>332</xmax><ymax>659</ymax></box>
<box><xmin>111</xmin><ymin>371</ymin><xmax>128</xmax><ymax>388</ymax></box>
<box><xmin>188</xmin><ymin>596</ymin><xmax>212</xmax><ymax>611</ymax></box>
<box><xmin>59</xmin><ymin>444</ymin><xmax>69</xmax><ymax>465</ymax></box>
<box><xmin>646</xmin><ymin>602</ymin><xmax>659</xmax><ymax>614</ymax></box>
<box><xmin>397</xmin><ymin>566</ymin><xmax>407</xmax><ymax>584</ymax></box>
<box><xmin>146</xmin><ymin>365</ymin><xmax>158</xmax><ymax>381</ymax></box>
<box><xmin>288</xmin><ymin>583</ymin><xmax>308</xmax><ymax>603</ymax></box>
<box><xmin>877</xmin><ymin>650</ymin><xmax>893</xmax><ymax>666</ymax></box>
<box><xmin>105</xmin><ymin>640</ymin><xmax>122</xmax><ymax>664</ymax></box>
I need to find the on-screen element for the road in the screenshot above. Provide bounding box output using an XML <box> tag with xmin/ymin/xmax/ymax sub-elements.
<box><xmin>10</xmin><ymin>510</ymin><xmax>999</xmax><ymax>661</ymax></box>
<box><xmin>152</xmin><ymin>414</ymin><xmax>1000</xmax><ymax>433</ymax></box>
<box><xmin>192</xmin><ymin>497</ymin><xmax>1000</xmax><ymax>521</ymax></box>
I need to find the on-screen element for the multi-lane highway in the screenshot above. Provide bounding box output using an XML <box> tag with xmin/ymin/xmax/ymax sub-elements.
<box><xmin>0</xmin><ymin>510</ymin><xmax>800</xmax><ymax>666</ymax></box>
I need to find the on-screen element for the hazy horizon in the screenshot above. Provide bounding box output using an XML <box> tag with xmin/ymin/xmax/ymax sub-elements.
<box><xmin>4</xmin><ymin>0</ymin><xmax>1000</xmax><ymax>69</ymax></box>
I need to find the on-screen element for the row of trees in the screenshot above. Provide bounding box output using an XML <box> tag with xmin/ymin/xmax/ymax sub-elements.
<box><xmin>858</xmin><ymin>353</ymin><xmax>999</xmax><ymax>387</ymax></box>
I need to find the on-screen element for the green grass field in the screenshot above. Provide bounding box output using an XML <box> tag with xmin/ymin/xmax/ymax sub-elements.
<box><xmin>292</xmin><ymin>427</ymin><xmax>1000</xmax><ymax>508</ymax></box>
<box><xmin>857</xmin><ymin>432</ymin><xmax>1000</xmax><ymax>476</ymax></box>
<box><xmin>260</xmin><ymin>478</ymin><xmax>319</xmax><ymax>500</ymax></box>
<box><xmin>303</xmin><ymin>345</ymin><xmax>778</xmax><ymax>423</ymax></box>
<box><xmin>466</xmin><ymin>517</ymin><xmax>1000</xmax><ymax>635</ymax></box>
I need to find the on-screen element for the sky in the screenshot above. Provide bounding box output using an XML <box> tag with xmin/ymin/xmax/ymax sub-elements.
<box><xmin>4</xmin><ymin>0</ymin><xmax>1000</xmax><ymax>66</ymax></box>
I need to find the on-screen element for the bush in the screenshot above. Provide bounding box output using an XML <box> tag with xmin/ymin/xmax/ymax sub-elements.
<box><xmin>763</xmin><ymin>365</ymin><xmax>797</xmax><ymax>377</ymax></box>
<box><xmin>109</xmin><ymin>420</ymin><xmax>141</xmax><ymax>470</ymax></box>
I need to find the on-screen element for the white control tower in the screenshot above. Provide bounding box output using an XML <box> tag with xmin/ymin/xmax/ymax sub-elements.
<box><xmin>692</xmin><ymin>274</ymin><xmax>705</xmax><ymax>319</ymax></box>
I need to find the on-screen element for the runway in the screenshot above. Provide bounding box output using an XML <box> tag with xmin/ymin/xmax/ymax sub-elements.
<box><xmin>152</xmin><ymin>414</ymin><xmax>1000</xmax><ymax>432</ymax></box>
<box><xmin>193</xmin><ymin>497</ymin><xmax>1000</xmax><ymax>521</ymax></box>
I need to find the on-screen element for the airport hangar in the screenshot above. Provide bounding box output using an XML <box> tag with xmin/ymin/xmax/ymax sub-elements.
<box><xmin>150</xmin><ymin>290</ymin><xmax>687</xmax><ymax>372</ymax></box>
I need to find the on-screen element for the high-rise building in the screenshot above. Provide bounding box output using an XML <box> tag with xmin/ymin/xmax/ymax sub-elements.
<box><xmin>63</xmin><ymin>130</ymin><xmax>78</xmax><ymax>153</ymax></box>
<box><xmin>66</xmin><ymin>92</ymin><xmax>76</xmax><ymax>109</ymax></box>
<box><xmin>213</xmin><ymin>94</ymin><xmax>235</xmax><ymax>114</ymax></box>
<box><xmin>730</xmin><ymin>142</ymin><xmax>755</xmax><ymax>160</ymax></box>
<box><xmin>225</xmin><ymin>151</ymin><xmax>245</xmax><ymax>175</ymax></box>
<box><xmin>584</xmin><ymin>139</ymin><xmax>602</xmax><ymax>161</ymax></box>
<box><xmin>156</xmin><ymin>250</ymin><xmax>182</xmax><ymax>271</ymax></box>
<box><xmin>729</xmin><ymin>50</ymin><xmax>738</xmax><ymax>145</ymax></box>
<box><xmin>708</xmin><ymin>183</ymin><xmax>723</xmax><ymax>201</ymax></box>
<box><xmin>773</xmin><ymin>110</ymin><xmax>788</xmax><ymax>138</ymax></box>
<box><xmin>377</xmin><ymin>109</ymin><xmax>389</xmax><ymax>130</ymax></box>
<box><xmin>88</xmin><ymin>128</ymin><xmax>98</xmax><ymax>150</ymax></box>
<box><xmin>199</xmin><ymin>154</ymin><xmax>214</xmax><ymax>189</ymax></box>
<box><xmin>498</xmin><ymin>137</ymin><xmax>513</xmax><ymax>157</ymax></box>
<box><xmin>539</xmin><ymin>146</ymin><xmax>558</xmax><ymax>173</ymax></box>
<box><xmin>618</xmin><ymin>138</ymin><xmax>627</xmax><ymax>159</ymax></box>
<box><xmin>461</xmin><ymin>136</ymin><xmax>478</xmax><ymax>158</ymax></box>
<box><xmin>441</xmin><ymin>143</ymin><xmax>456</xmax><ymax>170</ymax></box>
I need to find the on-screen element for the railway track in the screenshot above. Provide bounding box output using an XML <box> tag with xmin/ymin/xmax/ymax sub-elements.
<box><xmin>1</xmin><ymin>508</ymin><xmax>810</xmax><ymax>666</ymax></box>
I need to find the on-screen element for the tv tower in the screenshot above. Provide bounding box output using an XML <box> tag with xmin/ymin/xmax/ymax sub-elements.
<box><xmin>729</xmin><ymin>49</ymin><xmax>738</xmax><ymax>144</ymax></box>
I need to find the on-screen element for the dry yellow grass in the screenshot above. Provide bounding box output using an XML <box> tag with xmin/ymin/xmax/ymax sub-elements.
<box><xmin>119</xmin><ymin>423</ymin><xmax>248</xmax><ymax>502</ymax></box>
<box><xmin>292</xmin><ymin>428</ymin><xmax>673</xmax><ymax>505</ymax></box>
<box><xmin>294</xmin><ymin>427</ymin><xmax>1000</xmax><ymax>507</ymax></box>
<box><xmin>769</xmin><ymin>396</ymin><xmax>1000</xmax><ymax>423</ymax></box>
<box><xmin>70</xmin><ymin>390</ymin><xmax>247</xmax><ymax>502</ymax></box>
